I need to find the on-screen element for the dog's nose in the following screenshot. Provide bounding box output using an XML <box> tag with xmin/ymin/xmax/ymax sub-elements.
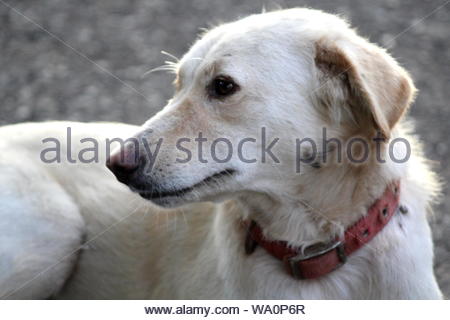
<box><xmin>106</xmin><ymin>142</ymin><xmax>139</xmax><ymax>184</ymax></box>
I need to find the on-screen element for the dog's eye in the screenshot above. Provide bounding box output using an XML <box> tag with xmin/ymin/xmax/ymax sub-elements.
<box><xmin>208</xmin><ymin>76</ymin><xmax>239</xmax><ymax>98</ymax></box>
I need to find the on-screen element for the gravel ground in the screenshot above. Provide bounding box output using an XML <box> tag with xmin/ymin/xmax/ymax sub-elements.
<box><xmin>0</xmin><ymin>0</ymin><xmax>449</xmax><ymax>297</ymax></box>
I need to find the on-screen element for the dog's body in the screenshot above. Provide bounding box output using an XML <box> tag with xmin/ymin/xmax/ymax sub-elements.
<box><xmin>0</xmin><ymin>8</ymin><xmax>444</xmax><ymax>299</ymax></box>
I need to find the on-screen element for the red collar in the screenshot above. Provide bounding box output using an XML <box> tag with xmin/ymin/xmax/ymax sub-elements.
<box><xmin>244</xmin><ymin>181</ymin><xmax>401</xmax><ymax>280</ymax></box>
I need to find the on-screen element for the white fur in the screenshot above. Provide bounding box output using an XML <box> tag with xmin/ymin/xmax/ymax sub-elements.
<box><xmin>0</xmin><ymin>8</ymin><xmax>443</xmax><ymax>299</ymax></box>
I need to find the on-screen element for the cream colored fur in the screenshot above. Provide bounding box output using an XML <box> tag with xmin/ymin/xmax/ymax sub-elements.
<box><xmin>0</xmin><ymin>8</ymin><xmax>443</xmax><ymax>299</ymax></box>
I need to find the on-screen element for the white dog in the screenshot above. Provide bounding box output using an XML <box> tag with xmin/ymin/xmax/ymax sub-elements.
<box><xmin>0</xmin><ymin>8</ymin><xmax>443</xmax><ymax>299</ymax></box>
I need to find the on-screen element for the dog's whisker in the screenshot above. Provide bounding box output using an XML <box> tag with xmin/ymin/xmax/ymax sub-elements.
<box><xmin>161</xmin><ymin>50</ymin><xmax>180</xmax><ymax>62</ymax></box>
<box><xmin>141</xmin><ymin>64</ymin><xmax>178</xmax><ymax>77</ymax></box>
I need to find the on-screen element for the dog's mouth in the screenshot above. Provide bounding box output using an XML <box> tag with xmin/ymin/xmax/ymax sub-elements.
<box><xmin>138</xmin><ymin>168</ymin><xmax>236</xmax><ymax>200</ymax></box>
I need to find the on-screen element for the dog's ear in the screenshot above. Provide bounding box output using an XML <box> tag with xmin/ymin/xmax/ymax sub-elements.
<box><xmin>314</xmin><ymin>37</ymin><xmax>416</xmax><ymax>140</ymax></box>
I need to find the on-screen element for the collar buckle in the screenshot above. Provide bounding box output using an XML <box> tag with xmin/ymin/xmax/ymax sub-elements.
<box><xmin>285</xmin><ymin>240</ymin><xmax>347</xmax><ymax>279</ymax></box>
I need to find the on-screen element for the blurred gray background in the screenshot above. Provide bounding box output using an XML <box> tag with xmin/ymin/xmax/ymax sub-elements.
<box><xmin>0</xmin><ymin>0</ymin><xmax>449</xmax><ymax>297</ymax></box>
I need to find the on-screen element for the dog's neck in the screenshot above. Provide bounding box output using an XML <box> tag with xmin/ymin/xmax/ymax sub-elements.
<box><xmin>235</xmin><ymin>139</ymin><xmax>404</xmax><ymax>248</ymax></box>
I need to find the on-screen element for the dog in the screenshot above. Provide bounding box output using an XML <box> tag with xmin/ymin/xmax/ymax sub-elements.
<box><xmin>0</xmin><ymin>8</ymin><xmax>443</xmax><ymax>299</ymax></box>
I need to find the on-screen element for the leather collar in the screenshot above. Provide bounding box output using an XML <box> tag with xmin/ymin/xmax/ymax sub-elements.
<box><xmin>243</xmin><ymin>181</ymin><xmax>401</xmax><ymax>279</ymax></box>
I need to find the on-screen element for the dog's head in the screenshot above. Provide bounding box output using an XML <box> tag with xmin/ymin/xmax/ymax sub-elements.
<box><xmin>107</xmin><ymin>8</ymin><xmax>415</xmax><ymax>207</ymax></box>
